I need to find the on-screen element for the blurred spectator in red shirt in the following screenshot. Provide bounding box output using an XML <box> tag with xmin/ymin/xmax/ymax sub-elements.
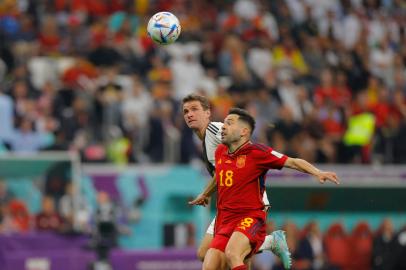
<box><xmin>38</xmin><ymin>15</ymin><xmax>61</xmax><ymax>55</ymax></box>
<box><xmin>314</xmin><ymin>69</ymin><xmax>339</xmax><ymax>107</ymax></box>
<box><xmin>35</xmin><ymin>196</ymin><xmax>64</xmax><ymax>232</ymax></box>
<box><xmin>2</xmin><ymin>199</ymin><xmax>31</xmax><ymax>233</ymax></box>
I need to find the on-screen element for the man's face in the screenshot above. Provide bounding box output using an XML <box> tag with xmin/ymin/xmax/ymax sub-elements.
<box><xmin>221</xmin><ymin>114</ymin><xmax>244</xmax><ymax>145</ymax></box>
<box><xmin>183</xmin><ymin>101</ymin><xmax>210</xmax><ymax>130</ymax></box>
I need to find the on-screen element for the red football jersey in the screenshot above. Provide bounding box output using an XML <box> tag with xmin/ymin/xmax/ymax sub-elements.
<box><xmin>214</xmin><ymin>141</ymin><xmax>288</xmax><ymax>213</ymax></box>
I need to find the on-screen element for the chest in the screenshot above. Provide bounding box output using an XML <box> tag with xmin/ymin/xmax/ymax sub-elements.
<box><xmin>215</xmin><ymin>153</ymin><xmax>259</xmax><ymax>187</ymax></box>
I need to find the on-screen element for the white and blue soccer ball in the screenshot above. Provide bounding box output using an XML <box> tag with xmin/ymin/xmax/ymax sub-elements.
<box><xmin>147</xmin><ymin>12</ymin><xmax>181</xmax><ymax>45</ymax></box>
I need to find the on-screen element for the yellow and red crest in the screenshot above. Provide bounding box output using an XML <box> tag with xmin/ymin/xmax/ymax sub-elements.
<box><xmin>236</xmin><ymin>155</ymin><xmax>246</xmax><ymax>168</ymax></box>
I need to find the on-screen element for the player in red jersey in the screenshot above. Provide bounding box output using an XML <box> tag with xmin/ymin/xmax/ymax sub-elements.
<box><xmin>194</xmin><ymin>108</ymin><xmax>339</xmax><ymax>270</ymax></box>
<box><xmin>183</xmin><ymin>94</ymin><xmax>291</xmax><ymax>269</ymax></box>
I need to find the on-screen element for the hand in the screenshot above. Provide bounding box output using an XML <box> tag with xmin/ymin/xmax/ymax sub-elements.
<box><xmin>188</xmin><ymin>193</ymin><xmax>210</xmax><ymax>207</ymax></box>
<box><xmin>316</xmin><ymin>171</ymin><xmax>339</xmax><ymax>185</ymax></box>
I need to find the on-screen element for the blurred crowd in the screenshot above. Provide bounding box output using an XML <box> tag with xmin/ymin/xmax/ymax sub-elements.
<box><xmin>2</xmin><ymin>175</ymin><xmax>406</xmax><ymax>270</ymax></box>
<box><xmin>252</xmin><ymin>219</ymin><xmax>406</xmax><ymax>270</ymax></box>
<box><xmin>0</xmin><ymin>179</ymin><xmax>141</xmax><ymax>246</ymax></box>
<box><xmin>0</xmin><ymin>0</ymin><xmax>406</xmax><ymax>164</ymax></box>
<box><xmin>0</xmin><ymin>181</ymin><xmax>87</xmax><ymax>234</ymax></box>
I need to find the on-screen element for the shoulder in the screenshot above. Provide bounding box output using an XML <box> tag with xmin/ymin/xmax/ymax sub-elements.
<box><xmin>215</xmin><ymin>144</ymin><xmax>227</xmax><ymax>155</ymax></box>
<box><xmin>249</xmin><ymin>143</ymin><xmax>285</xmax><ymax>158</ymax></box>
<box><xmin>206</xmin><ymin>122</ymin><xmax>223</xmax><ymax>136</ymax></box>
<box><xmin>250</xmin><ymin>143</ymin><xmax>271</xmax><ymax>152</ymax></box>
<box><xmin>217</xmin><ymin>144</ymin><xmax>227</xmax><ymax>151</ymax></box>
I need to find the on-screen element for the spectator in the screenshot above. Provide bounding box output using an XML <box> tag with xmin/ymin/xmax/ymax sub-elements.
<box><xmin>0</xmin><ymin>85</ymin><xmax>14</xmax><ymax>143</ymax></box>
<box><xmin>38</xmin><ymin>15</ymin><xmax>61</xmax><ymax>55</ymax></box>
<box><xmin>372</xmin><ymin>219</ymin><xmax>396</xmax><ymax>270</ymax></box>
<box><xmin>272</xmin><ymin>35</ymin><xmax>308</xmax><ymax>76</ymax></box>
<box><xmin>121</xmin><ymin>75</ymin><xmax>153</xmax><ymax>162</ymax></box>
<box><xmin>247</xmin><ymin>38</ymin><xmax>274</xmax><ymax>81</ymax></box>
<box><xmin>94</xmin><ymin>67</ymin><xmax>126</xmax><ymax>139</ymax></box>
<box><xmin>302</xmin><ymin>36</ymin><xmax>326</xmax><ymax>83</ymax></box>
<box><xmin>8</xmin><ymin>117</ymin><xmax>53</xmax><ymax>153</ymax></box>
<box><xmin>277</xmin><ymin>70</ymin><xmax>308</xmax><ymax>122</ymax></box>
<box><xmin>0</xmin><ymin>0</ymin><xmax>404</xmax><ymax>164</ymax></box>
<box><xmin>0</xmin><ymin>181</ymin><xmax>13</xmax><ymax>205</ymax></box>
<box><xmin>35</xmin><ymin>196</ymin><xmax>64</xmax><ymax>232</ymax></box>
<box><xmin>295</xmin><ymin>221</ymin><xmax>325</xmax><ymax>270</ymax></box>
<box><xmin>169</xmin><ymin>43</ymin><xmax>205</xmax><ymax>100</ymax></box>
<box><xmin>59</xmin><ymin>182</ymin><xmax>91</xmax><ymax>232</ymax></box>
<box><xmin>92</xmin><ymin>191</ymin><xmax>119</xmax><ymax>263</ymax></box>
<box><xmin>392</xmin><ymin>225</ymin><xmax>406</xmax><ymax>270</ymax></box>
<box><xmin>369</xmin><ymin>38</ymin><xmax>395</xmax><ymax>86</ymax></box>
<box><xmin>3</xmin><ymin>199</ymin><xmax>31</xmax><ymax>233</ymax></box>
<box><xmin>269</xmin><ymin>105</ymin><xmax>303</xmax><ymax>157</ymax></box>
<box><xmin>314</xmin><ymin>69</ymin><xmax>339</xmax><ymax>107</ymax></box>
<box><xmin>252</xmin><ymin>86</ymin><xmax>281</xmax><ymax>142</ymax></box>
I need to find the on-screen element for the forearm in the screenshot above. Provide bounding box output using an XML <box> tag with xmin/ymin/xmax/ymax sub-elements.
<box><xmin>202</xmin><ymin>175</ymin><xmax>217</xmax><ymax>197</ymax></box>
<box><xmin>285</xmin><ymin>158</ymin><xmax>321</xmax><ymax>176</ymax></box>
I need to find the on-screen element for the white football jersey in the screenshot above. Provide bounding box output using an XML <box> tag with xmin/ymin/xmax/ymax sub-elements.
<box><xmin>203</xmin><ymin>122</ymin><xmax>223</xmax><ymax>169</ymax></box>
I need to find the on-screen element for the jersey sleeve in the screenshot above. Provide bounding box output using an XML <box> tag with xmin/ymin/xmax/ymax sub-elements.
<box><xmin>206</xmin><ymin>122</ymin><xmax>222</xmax><ymax>144</ymax></box>
<box><xmin>205</xmin><ymin>122</ymin><xmax>223</xmax><ymax>166</ymax></box>
<box><xmin>256</xmin><ymin>146</ymin><xmax>288</xmax><ymax>170</ymax></box>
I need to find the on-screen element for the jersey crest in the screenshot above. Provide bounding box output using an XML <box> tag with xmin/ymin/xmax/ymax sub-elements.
<box><xmin>236</xmin><ymin>155</ymin><xmax>246</xmax><ymax>168</ymax></box>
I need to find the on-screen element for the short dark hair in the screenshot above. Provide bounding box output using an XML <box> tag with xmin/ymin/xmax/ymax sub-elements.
<box><xmin>228</xmin><ymin>108</ymin><xmax>255</xmax><ymax>134</ymax></box>
<box><xmin>182</xmin><ymin>94</ymin><xmax>210</xmax><ymax>110</ymax></box>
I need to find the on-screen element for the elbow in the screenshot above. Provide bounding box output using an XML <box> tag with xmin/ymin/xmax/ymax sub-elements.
<box><xmin>285</xmin><ymin>157</ymin><xmax>299</xmax><ymax>169</ymax></box>
<box><xmin>289</xmin><ymin>158</ymin><xmax>305</xmax><ymax>170</ymax></box>
<box><xmin>291</xmin><ymin>158</ymin><xmax>301</xmax><ymax>169</ymax></box>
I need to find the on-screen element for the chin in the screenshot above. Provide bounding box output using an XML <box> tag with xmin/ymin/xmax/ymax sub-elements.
<box><xmin>188</xmin><ymin>123</ymin><xmax>197</xmax><ymax>128</ymax></box>
<box><xmin>189</xmin><ymin>124</ymin><xmax>201</xmax><ymax>130</ymax></box>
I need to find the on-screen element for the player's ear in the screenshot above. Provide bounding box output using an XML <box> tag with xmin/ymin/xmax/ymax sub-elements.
<box><xmin>241</xmin><ymin>126</ymin><xmax>250</xmax><ymax>137</ymax></box>
<box><xmin>206</xmin><ymin>109</ymin><xmax>211</xmax><ymax>118</ymax></box>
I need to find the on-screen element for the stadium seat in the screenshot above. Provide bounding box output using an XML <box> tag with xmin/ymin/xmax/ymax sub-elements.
<box><xmin>324</xmin><ymin>223</ymin><xmax>351</xmax><ymax>270</ymax></box>
<box><xmin>349</xmin><ymin>222</ymin><xmax>373</xmax><ymax>270</ymax></box>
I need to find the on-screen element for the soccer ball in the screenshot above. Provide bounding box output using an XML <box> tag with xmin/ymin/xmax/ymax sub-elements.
<box><xmin>147</xmin><ymin>12</ymin><xmax>181</xmax><ymax>45</ymax></box>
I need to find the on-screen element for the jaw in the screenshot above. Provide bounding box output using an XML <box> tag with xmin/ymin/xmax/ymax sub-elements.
<box><xmin>221</xmin><ymin>136</ymin><xmax>228</xmax><ymax>144</ymax></box>
<box><xmin>187</xmin><ymin>121</ymin><xmax>200</xmax><ymax>130</ymax></box>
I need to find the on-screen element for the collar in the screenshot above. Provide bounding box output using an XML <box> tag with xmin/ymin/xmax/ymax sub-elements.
<box><xmin>227</xmin><ymin>140</ymin><xmax>251</xmax><ymax>156</ymax></box>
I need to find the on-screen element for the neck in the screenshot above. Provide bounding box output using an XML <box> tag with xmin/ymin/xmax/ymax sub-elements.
<box><xmin>195</xmin><ymin>122</ymin><xmax>210</xmax><ymax>141</ymax></box>
<box><xmin>228</xmin><ymin>139</ymin><xmax>249</xmax><ymax>153</ymax></box>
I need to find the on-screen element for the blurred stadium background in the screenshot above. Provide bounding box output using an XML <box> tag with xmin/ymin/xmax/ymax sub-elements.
<box><xmin>1</xmin><ymin>0</ymin><xmax>406</xmax><ymax>270</ymax></box>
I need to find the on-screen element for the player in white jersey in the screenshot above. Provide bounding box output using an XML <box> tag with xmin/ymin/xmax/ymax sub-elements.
<box><xmin>182</xmin><ymin>94</ymin><xmax>292</xmax><ymax>269</ymax></box>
